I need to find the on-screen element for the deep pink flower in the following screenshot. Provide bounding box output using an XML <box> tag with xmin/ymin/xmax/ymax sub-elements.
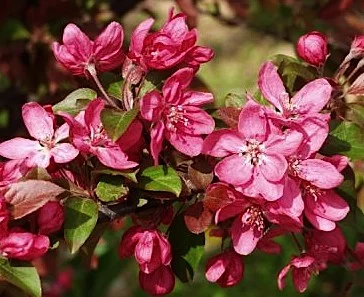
<box><xmin>128</xmin><ymin>9</ymin><xmax>213</xmax><ymax>71</ymax></box>
<box><xmin>141</xmin><ymin>68</ymin><xmax>215</xmax><ymax>164</ymax></box>
<box><xmin>0</xmin><ymin>159</ymin><xmax>30</xmax><ymax>187</ymax></box>
<box><xmin>52</xmin><ymin>22</ymin><xmax>124</xmax><ymax>76</ymax></box>
<box><xmin>60</xmin><ymin>99</ymin><xmax>138</xmax><ymax>170</ymax></box>
<box><xmin>278</xmin><ymin>253</ymin><xmax>327</xmax><ymax>293</ymax></box>
<box><xmin>258</xmin><ymin>62</ymin><xmax>332</xmax><ymax>154</ymax></box>
<box><xmin>0</xmin><ymin>230</ymin><xmax>50</xmax><ymax>261</ymax></box>
<box><xmin>37</xmin><ymin>201</ymin><xmax>64</xmax><ymax>235</ymax></box>
<box><xmin>139</xmin><ymin>265</ymin><xmax>175</xmax><ymax>296</ymax></box>
<box><xmin>296</xmin><ymin>31</ymin><xmax>328</xmax><ymax>67</ymax></box>
<box><xmin>204</xmin><ymin>183</ymin><xmax>303</xmax><ymax>255</ymax></box>
<box><xmin>202</xmin><ymin>102</ymin><xmax>302</xmax><ymax>201</ymax></box>
<box><xmin>118</xmin><ymin>226</ymin><xmax>172</xmax><ymax>274</ymax></box>
<box><xmin>205</xmin><ymin>250</ymin><xmax>244</xmax><ymax>287</ymax></box>
<box><xmin>0</xmin><ymin>102</ymin><xmax>79</xmax><ymax>168</ymax></box>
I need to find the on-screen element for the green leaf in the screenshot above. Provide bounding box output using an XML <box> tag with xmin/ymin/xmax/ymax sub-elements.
<box><xmin>0</xmin><ymin>258</ymin><xmax>41</xmax><ymax>297</ymax></box>
<box><xmin>335</xmin><ymin>166</ymin><xmax>356</xmax><ymax>202</ymax></box>
<box><xmin>92</xmin><ymin>167</ymin><xmax>138</xmax><ymax>183</ymax></box>
<box><xmin>64</xmin><ymin>197</ymin><xmax>99</xmax><ymax>254</ymax></box>
<box><xmin>100</xmin><ymin>72</ymin><xmax>124</xmax><ymax>100</ymax></box>
<box><xmin>169</xmin><ymin>214</ymin><xmax>205</xmax><ymax>282</ymax></box>
<box><xmin>271</xmin><ymin>54</ymin><xmax>316</xmax><ymax>93</ymax></box>
<box><xmin>320</xmin><ymin>121</ymin><xmax>364</xmax><ymax>160</ymax></box>
<box><xmin>138</xmin><ymin>78</ymin><xmax>158</xmax><ymax>98</ymax></box>
<box><xmin>101</xmin><ymin>108</ymin><xmax>138</xmax><ymax>141</ymax></box>
<box><xmin>96</xmin><ymin>175</ymin><xmax>128</xmax><ymax>202</ymax></box>
<box><xmin>139</xmin><ymin>166</ymin><xmax>182</xmax><ymax>196</ymax></box>
<box><xmin>224</xmin><ymin>92</ymin><xmax>246</xmax><ymax>108</ymax></box>
<box><xmin>53</xmin><ymin>88</ymin><xmax>97</xmax><ymax>115</ymax></box>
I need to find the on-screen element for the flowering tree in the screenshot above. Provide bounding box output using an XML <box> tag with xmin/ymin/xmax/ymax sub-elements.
<box><xmin>0</xmin><ymin>7</ymin><xmax>364</xmax><ymax>297</ymax></box>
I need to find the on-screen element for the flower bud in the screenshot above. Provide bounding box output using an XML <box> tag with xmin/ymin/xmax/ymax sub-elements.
<box><xmin>296</xmin><ymin>31</ymin><xmax>328</xmax><ymax>67</ymax></box>
<box><xmin>349</xmin><ymin>36</ymin><xmax>364</xmax><ymax>58</ymax></box>
<box><xmin>205</xmin><ymin>250</ymin><xmax>244</xmax><ymax>287</ymax></box>
<box><xmin>37</xmin><ymin>201</ymin><xmax>64</xmax><ymax>235</ymax></box>
<box><xmin>139</xmin><ymin>265</ymin><xmax>175</xmax><ymax>296</ymax></box>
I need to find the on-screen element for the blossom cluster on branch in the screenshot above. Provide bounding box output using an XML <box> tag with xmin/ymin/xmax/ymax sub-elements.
<box><xmin>0</xmin><ymin>7</ymin><xmax>363</xmax><ymax>297</ymax></box>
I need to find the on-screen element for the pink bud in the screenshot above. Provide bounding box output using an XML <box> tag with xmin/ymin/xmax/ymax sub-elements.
<box><xmin>0</xmin><ymin>231</ymin><xmax>50</xmax><ymax>260</ymax></box>
<box><xmin>118</xmin><ymin>226</ymin><xmax>172</xmax><ymax>274</ymax></box>
<box><xmin>350</xmin><ymin>36</ymin><xmax>364</xmax><ymax>57</ymax></box>
<box><xmin>37</xmin><ymin>201</ymin><xmax>64</xmax><ymax>235</ymax></box>
<box><xmin>52</xmin><ymin>22</ymin><xmax>124</xmax><ymax>76</ymax></box>
<box><xmin>139</xmin><ymin>265</ymin><xmax>175</xmax><ymax>296</ymax></box>
<box><xmin>296</xmin><ymin>31</ymin><xmax>328</xmax><ymax>67</ymax></box>
<box><xmin>205</xmin><ymin>250</ymin><xmax>244</xmax><ymax>287</ymax></box>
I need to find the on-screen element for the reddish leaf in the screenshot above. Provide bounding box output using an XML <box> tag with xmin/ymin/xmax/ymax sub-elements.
<box><xmin>203</xmin><ymin>183</ymin><xmax>239</xmax><ymax>212</ymax></box>
<box><xmin>217</xmin><ymin>107</ymin><xmax>241</xmax><ymax>128</ymax></box>
<box><xmin>187</xmin><ymin>159</ymin><xmax>213</xmax><ymax>191</ymax></box>
<box><xmin>2</xmin><ymin>180</ymin><xmax>66</xmax><ymax>219</ymax></box>
<box><xmin>184</xmin><ymin>202</ymin><xmax>212</xmax><ymax>234</ymax></box>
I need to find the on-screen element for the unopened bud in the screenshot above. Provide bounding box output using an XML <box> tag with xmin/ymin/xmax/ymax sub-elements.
<box><xmin>296</xmin><ymin>31</ymin><xmax>328</xmax><ymax>67</ymax></box>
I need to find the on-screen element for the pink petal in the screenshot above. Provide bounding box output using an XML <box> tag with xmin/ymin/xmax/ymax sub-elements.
<box><xmin>140</xmin><ymin>90</ymin><xmax>163</xmax><ymax>121</ymax></box>
<box><xmin>298</xmin><ymin>159</ymin><xmax>343</xmax><ymax>189</ymax></box>
<box><xmin>22</xmin><ymin>102</ymin><xmax>54</xmax><ymax>141</ymax></box>
<box><xmin>129</xmin><ymin>18</ymin><xmax>154</xmax><ymax>56</ymax></box>
<box><xmin>205</xmin><ymin>257</ymin><xmax>226</xmax><ymax>282</ymax></box>
<box><xmin>259</xmin><ymin>153</ymin><xmax>287</xmax><ymax>182</ymax></box>
<box><xmin>135</xmin><ymin>232</ymin><xmax>154</xmax><ymax>265</ymax></box>
<box><xmin>215</xmin><ymin>200</ymin><xmax>247</xmax><ymax>224</ymax></box>
<box><xmin>50</xmin><ymin>143</ymin><xmax>79</xmax><ymax>164</ymax></box>
<box><xmin>52</xmin><ymin>43</ymin><xmax>85</xmax><ymax>75</ymax></box>
<box><xmin>277</xmin><ymin>263</ymin><xmax>291</xmax><ymax>290</ymax></box>
<box><xmin>266</xmin><ymin>130</ymin><xmax>303</xmax><ymax>156</ymax></box>
<box><xmin>322</xmin><ymin>155</ymin><xmax>349</xmax><ymax>172</ymax></box>
<box><xmin>185</xmin><ymin>46</ymin><xmax>214</xmax><ymax>66</ymax></box>
<box><xmin>0</xmin><ymin>138</ymin><xmax>40</xmax><ymax>160</ymax></box>
<box><xmin>182</xmin><ymin>91</ymin><xmax>214</xmax><ymax>106</ymax></box>
<box><xmin>26</xmin><ymin>150</ymin><xmax>51</xmax><ymax>168</ymax></box>
<box><xmin>84</xmin><ymin>98</ymin><xmax>104</xmax><ymax>132</ymax></box>
<box><xmin>93</xmin><ymin>22</ymin><xmax>124</xmax><ymax>72</ymax></box>
<box><xmin>292</xmin><ymin>268</ymin><xmax>311</xmax><ymax>293</ymax></box>
<box><xmin>238</xmin><ymin>103</ymin><xmax>267</xmax><ymax>142</ymax></box>
<box><xmin>94</xmin><ymin>147</ymin><xmax>138</xmax><ymax>170</ymax></box>
<box><xmin>231</xmin><ymin>217</ymin><xmax>262</xmax><ymax>255</ymax></box>
<box><xmin>62</xmin><ymin>23</ymin><xmax>93</xmax><ymax>61</ymax></box>
<box><xmin>258</xmin><ymin>62</ymin><xmax>287</xmax><ymax>112</ymax></box>
<box><xmin>150</xmin><ymin>121</ymin><xmax>165</xmax><ymax>165</ymax></box>
<box><xmin>139</xmin><ymin>265</ymin><xmax>175</xmax><ymax>296</ymax></box>
<box><xmin>162</xmin><ymin>68</ymin><xmax>194</xmax><ymax>104</ymax></box>
<box><xmin>202</xmin><ymin>129</ymin><xmax>245</xmax><ymax>157</ymax></box>
<box><xmin>167</xmin><ymin>132</ymin><xmax>203</xmax><ymax>157</ymax></box>
<box><xmin>118</xmin><ymin>226</ymin><xmax>143</xmax><ymax>259</ymax></box>
<box><xmin>292</xmin><ymin>78</ymin><xmax>332</xmax><ymax>114</ymax></box>
<box><xmin>182</xmin><ymin>106</ymin><xmax>215</xmax><ymax>135</ymax></box>
<box><xmin>54</xmin><ymin>122</ymin><xmax>70</xmax><ymax>143</ymax></box>
<box><xmin>304</xmin><ymin>208</ymin><xmax>336</xmax><ymax>231</ymax></box>
<box><xmin>215</xmin><ymin>154</ymin><xmax>253</xmax><ymax>186</ymax></box>
<box><xmin>117</xmin><ymin>120</ymin><xmax>143</xmax><ymax>152</ymax></box>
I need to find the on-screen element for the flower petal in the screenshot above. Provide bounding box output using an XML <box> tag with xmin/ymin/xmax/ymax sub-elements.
<box><xmin>150</xmin><ymin>121</ymin><xmax>165</xmax><ymax>165</ymax></box>
<box><xmin>231</xmin><ymin>217</ymin><xmax>262</xmax><ymax>255</ymax></box>
<box><xmin>94</xmin><ymin>147</ymin><xmax>138</xmax><ymax>170</ymax></box>
<box><xmin>260</xmin><ymin>153</ymin><xmax>287</xmax><ymax>182</ymax></box>
<box><xmin>183</xmin><ymin>91</ymin><xmax>214</xmax><ymax>106</ymax></box>
<box><xmin>238</xmin><ymin>103</ymin><xmax>267</xmax><ymax>142</ymax></box>
<box><xmin>51</xmin><ymin>143</ymin><xmax>79</xmax><ymax>164</ymax></box>
<box><xmin>129</xmin><ymin>18</ymin><xmax>154</xmax><ymax>56</ymax></box>
<box><xmin>140</xmin><ymin>91</ymin><xmax>164</xmax><ymax>121</ymax></box>
<box><xmin>215</xmin><ymin>155</ymin><xmax>253</xmax><ymax>186</ymax></box>
<box><xmin>167</xmin><ymin>132</ymin><xmax>203</xmax><ymax>157</ymax></box>
<box><xmin>62</xmin><ymin>23</ymin><xmax>92</xmax><ymax>61</ymax></box>
<box><xmin>162</xmin><ymin>68</ymin><xmax>194</xmax><ymax>104</ymax></box>
<box><xmin>0</xmin><ymin>138</ymin><xmax>40</xmax><ymax>160</ymax></box>
<box><xmin>202</xmin><ymin>129</ymin><xmax>245</xmax><ymax>157</ymax></box>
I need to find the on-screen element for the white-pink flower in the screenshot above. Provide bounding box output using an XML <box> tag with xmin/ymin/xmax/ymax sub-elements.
<box><xmin>0</xmin><ymin>102</ymin><xmax>79</xmax><ymax>168</ymax></box>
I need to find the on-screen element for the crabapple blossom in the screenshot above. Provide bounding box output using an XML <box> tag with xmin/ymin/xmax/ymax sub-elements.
<box><xmin>37</xmin><ymin>201</ymin><xmax>64</xmax><ymax>235</ymax></box>
<box><xmin>0</xmin><ymin>102</ymin><xmax>79</xmax><ymax>168</ymax></box>
<box><xmin>139</xmin><ymin>265</ymin><xmax>175</xmax><ymax>296</ymax></box>
<box><xmin>296</xmin><ymin>31</ymin><xmax>328</xmax><ymax>67</ymax></box>
<box><xmin>128</xmin><ymin>9</ymin><xmax>213</xmax><ymax>71</ymax></box>
<box><xmin>53</xmin><ymin>22</ymin><xmax>124</xmax><ymax>76</ymax></box>
<box><xmin>141</xmin><ymin>67</ymin><xmax>215</xmax><ymax>164</ymax></box>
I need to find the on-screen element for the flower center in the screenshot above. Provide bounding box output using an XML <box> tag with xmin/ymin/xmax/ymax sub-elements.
<box><xmin>165</xmin><ymin>105</ymin><xmax>189</xmax><ymax>132</ymax></box>
<box><xmin>302</xmin><ymin>181</ymin><xmax>323</xmax><ymax>201</ymax></box>
<box><xmin>240</xmin><ymin>140</ymin><xmax>265</xmax><ymax>166</ymax></box>
<box><xmin>242</xmin><ymin>205</ymin><xmax>265</xmax><ymax>231</ymax></box>
<box><xmin>90</xmin><ymin>125</ymin><xmax>111</xmax><ymax>147</ymax></box>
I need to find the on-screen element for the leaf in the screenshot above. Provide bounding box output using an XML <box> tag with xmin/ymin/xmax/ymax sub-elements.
<box><xmin>224</xmin><ymin>92</ymin><xmax>246</xmax><ymax>108</ymax></box>
<box><xmin>138</xmin><ymin>78</ymin><xmax>158</xmax><ymax>98</ymax></box>
<box><xmin>335</xmin><ymin>166</ymin><xmax>356</xmax><ymax>202</ymax></box>
<box><xmin>139</xmin><ymin>166</ymin><xmax>182</xmax><ymax>197</ymax></box>
<box><xmin>53</xmin><ymin>88</ymin><xmax>96</xmax><ymax>115</ymax></box>
<box><xmin>271</xmin><ymin>54</ymin><xmax>316</xmax><ymax>93</ymax></box>
<box><xmin>92</xmin><ymin>167</ymin><xmax>138</xmax><ymax>183</ymax></box>
<box><xmin>101</xmin><ymin>108</ymin><xmax>138</xmax><ymax>141</ymax></box>
<box><xmin>96</xmin><ymin>176</ymin><xmax>128</xmax><ymax>202</ymax></box>
<box><xmin>184</xmin><ymin>202</ymin><xmax>213</xmax><ymax>234</ymax></box>
<box><xmin>169</xmin><ymin>213</ymin><xmax>205</xmax><ymax>282</ymax></box>
<box><xmin>0</xmin><ymin>258</ymin><xmax>41</xmax><ymax>297</ymax></box>
<box><xmin>64</xmin><ymin>197</ymin><xmax>99</xmax><ymax>254</ymax></box>
<box><xmin>100</xmin><ymin>72</ymin><xmax>124</xmax><ymax>100</ymax></box>
<box><xmin>320</xmin><ymin>120</ymin><xmax>364</xmax><ymax>160</ymax></box>
<box><xmin>2</xmin><ymin>180</ymin><xmax>65</xmax><ymax>219</ymax></box>
<box><xmin>217</xmin><ymin>107</ymin><xmax>240</xmax><ymax>128</ymax></box>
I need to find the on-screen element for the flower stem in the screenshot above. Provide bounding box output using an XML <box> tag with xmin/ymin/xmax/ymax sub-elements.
<box><xmin>87</xmin><ymin>63</ymin><xmax>120</xmax><ymax>109</ymax></box>
<box><xmin>291</xmin><ymin>232</ymin><xmax>303</xmax><ymax>252</ymax></box>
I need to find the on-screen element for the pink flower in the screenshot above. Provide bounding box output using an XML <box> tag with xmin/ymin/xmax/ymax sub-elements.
<box><xmin>205</xmin><ymin>250</ymin><xmax>244</xmax><ymax>287</ymax></box>
<box><xmin>278</xmin><ymin>253</ymin><xmax>327</xmax><ymax>293</ymax></box>
<box><xmin>118</xmin><ymin>226</ymin><xmax>172</xmax><ymax>274</ymax></box>
<box><xmin>60</xmin><ymin>99</ymin><xmax>138</xmax><ymax>170</ymax></box>
<box><xmin>0</xmin><ymin>102</ymin><xmax>79</xmax><ymax>168</ymax></box>
<box><xmin>139</xmin><ymin>265</ymin><xmax>175</xmax><ymax>296</ymax></box>
<box><xmin>141</xmin><ymin>68</ymin><xmax>215</xmax><ymax>164</ymax></box>
<box><xmin>0</xmin><ymin>230</ymin><xmax>49</xmax><ymax>261</ymax></box>
<box><xmin>258</xmin><ymin>62</ymin><xmax>331</xmax><ymax>154</ymax></box>
<box><xmin>129</xmin><ymin>9</ymin><xmax>213</xmax><ymax>71</ymax></box>
<box><xmin>296</xmin><ymin>31</ymin><xmax>328</xmax><ymax>67</ymax></box>
<box><xmin>52</xmin><ymin>22</ymin><xmax>124</xmax><ymax>76</ymax></box>
<box><xmin>204</xmin><ymin>183</ymin><xmax>303</xmax><ymax>255</ymax></box>
<box><xmin>37</xmin><ymin>201</ymin><xmax>64</xmax><ymax>235</ymax></box>
<box><xmin>202</xmin><ymin>102</ymin><xmax>302</xmax><ymax>201</ymax></box>
<box><xmin>0</xmin><ymin>159</ymin><xmax>30</xmax><ymax>187</ymax></box>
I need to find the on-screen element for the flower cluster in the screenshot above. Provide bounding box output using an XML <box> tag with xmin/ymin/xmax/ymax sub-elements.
<box><xmin>0</xmin><ymin>9</ymin><xmax>363</xmax><ymax>297</ymax></box>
